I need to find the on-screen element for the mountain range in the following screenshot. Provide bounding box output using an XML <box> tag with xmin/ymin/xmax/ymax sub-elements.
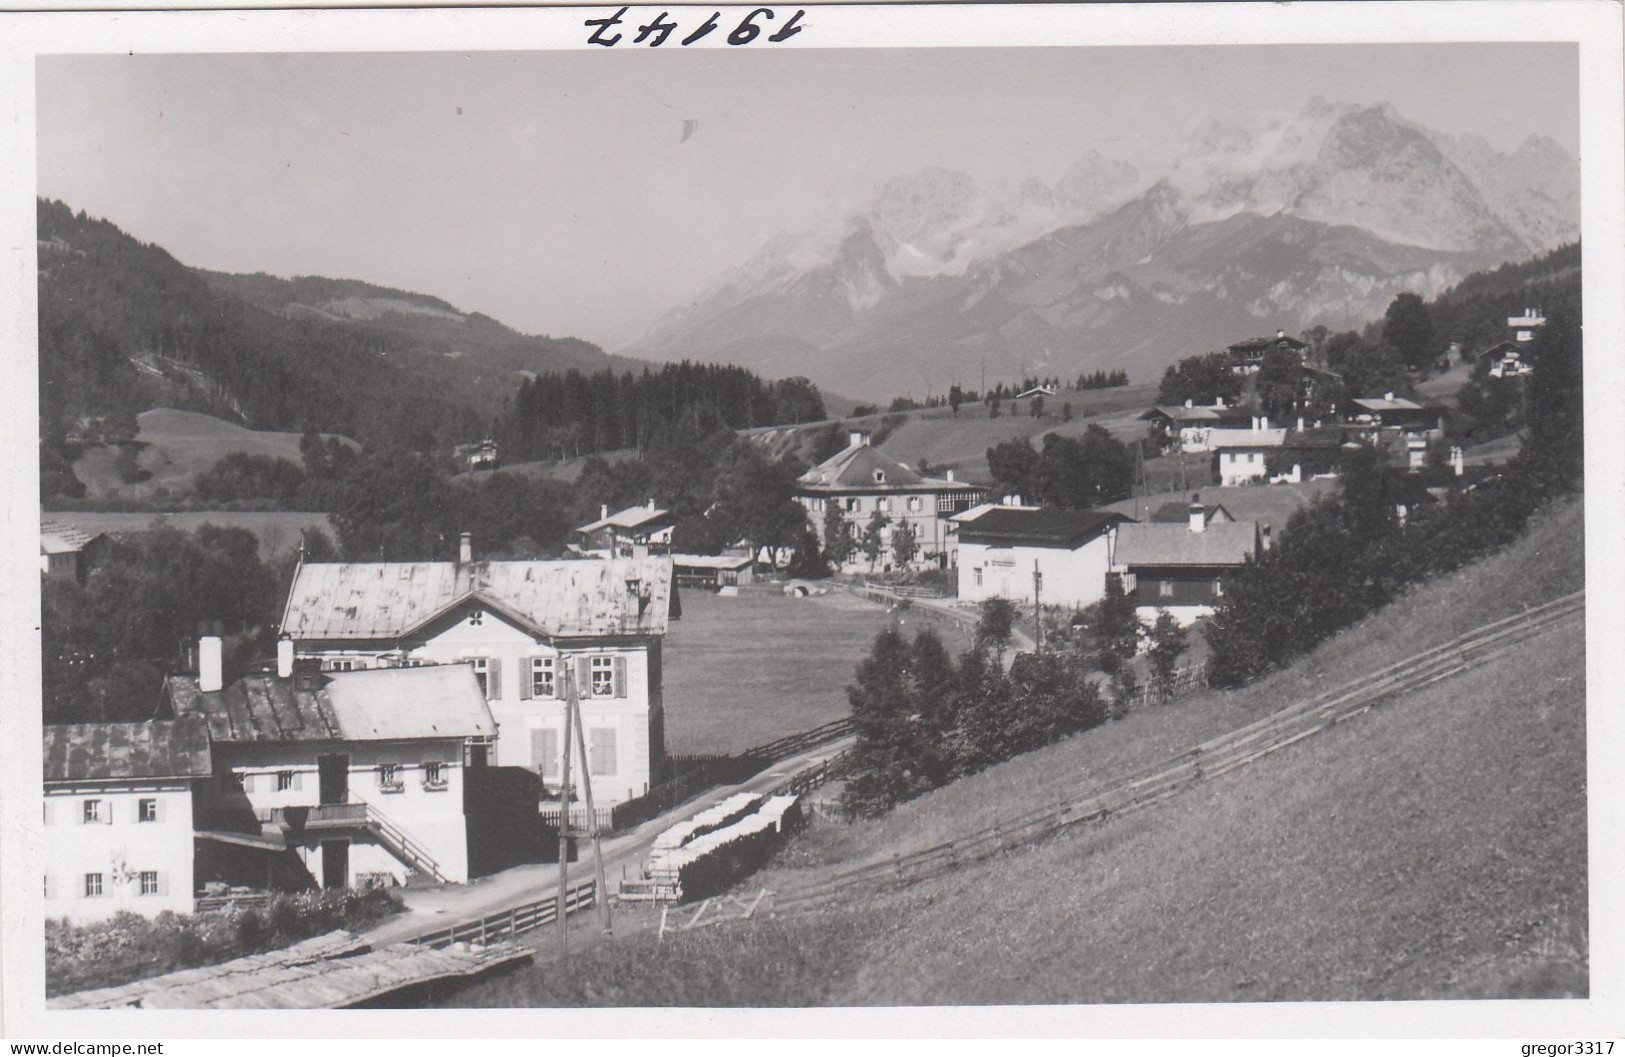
<box><xmin>627</xmin><ymin>98</ymin><xmax>1579</xmax><ymax>400</ymax></box>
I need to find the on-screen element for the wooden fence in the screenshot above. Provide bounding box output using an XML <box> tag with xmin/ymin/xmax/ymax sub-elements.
<box><xmin>771</xmin><ymin>591</ymin><xmax>1585</xmax><ymax>916</ymax></box>
<box><xmin>405</xmin><ymin>879</ymin><xmax>597</xmax><ymax>949</ymax></box>
<box><xmin>1129</xmin><ymin>663</ymin><xmax>1208</xmax><ymax>710</ymax></box>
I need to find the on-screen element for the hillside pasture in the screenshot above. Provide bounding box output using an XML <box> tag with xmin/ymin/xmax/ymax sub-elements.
<box><xmin>72</xmin><ymin>408</ymin><xmax>354</xmax><ymax>500</ymax></box>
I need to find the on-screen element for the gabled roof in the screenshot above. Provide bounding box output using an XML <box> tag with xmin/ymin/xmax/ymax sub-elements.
<box><xmin>1207</xmin><ymin>428</ymin><xmax>1288</xmax><ymax>450</ymax></box>
<box><xmin>956</xmin><ymin>506</ymin><xmax>1127</xmax><ymax>547</ymax></box>
<box><xmin>798</xmin><ymin>441</ymin><xmax>974</xmax><ymax>494</ymax></box>
<box><xmin>280</xmin><ymin>557</ymin><xmax>672</xmax><ymax>641</ymax></box>
<box><xmin>1114</xmin><ymin>521</ymin><xmax>1260</xmax><ymax>568</ymax></box>
<box><xmin>671</xmin><ymin>553</ymin><xmax>754</xmax><ymax>570</ymax></box>
<box><xmin>1150</xmin><ymin>502</ymin><xmax>1235</xmax><ymax>525</ymax></box>
<box><xmin>1351</xmin><ymin>396</ymin><xmax>1425</xmax><ymax>413</ymax></box>
<box><xmin>575</xmin><ymin>503</ymin><xmax>673</xmax><ymax>536</ymax></box>
<box><xmin>43</xmin><ymin>717</ymin><xmax>212</xmax><ymax>783</ymax></box>
<box><xmin>41</xmin><ymin>522</ymin><xmax>100</xmax><ymax>555</ymax></box>
<box><xmin>167</xmin><ymin>665</ymin><xmax>494</xmax><ymax>744</ymax></box>
<box><xmin>1227</xmin><ymin>335</ymin><xmax>1309</xmax><ymax>354</ymax></box>
<box><xmin>1481</xmin><ymin>340</ymin><xmax>1525</xmax><ymax>359</ymax></box>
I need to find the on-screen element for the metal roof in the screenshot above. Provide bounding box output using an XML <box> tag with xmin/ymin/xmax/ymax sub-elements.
<box><xmin>1114</xmin><ymin>522</ymin><xmax>1260</xmax><ymax>568</ymax></box>
<box><xmin>1207</xmin><ymin>428</ymin><xmax>1288</xmax><ymax>450</ymax></box>
<box><xmin>166</xmin><ymin>665</ymin><xmax>494</xmax><ymax>743</ymax></box>
<box><xmin>671</xmin><ymin>553</ymin><xmax>754</xmax><ymax>570</ymax></box>
<box><xmin>40</xmin><ymin>522</ymin><xmax>99</xmax><ymax>555</ymax></box>
<box><xmin>575</xmin><ymin>503</ymin><xmax>673</xmax><ymax>535</ymax></box>
<box><xmin>797</xmin><ymin>442</ymin><xmax>974</xmax><ymax>494</ymax></box>
<box><xmin>956</xmin><ymin>506</ymin><xmax>1127</xmax><ymax>546</ymax></box>
<box><xmin>43</xmin><ymin>717</ymin><xmax>212</xmax><ymax>783</ymax></box>
<box><xmin>1150</xmin><ymin>502</ymin><xmax>1235</xmax><ymax>524</ymax></box>
<box><xmin>280</xmin><ymin>557</ymin><xmax>672</xmax><ymax>641</ymax></box>
<box><xmin>1352</xmin><ymin>396</ymin><xmax>1425</xmax><ymax>413</ymax></box>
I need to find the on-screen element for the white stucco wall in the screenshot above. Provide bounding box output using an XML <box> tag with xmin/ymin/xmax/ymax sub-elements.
<box><xmin>1133</xmin><ymin>603</ymin><xmax>1213</xmax><ymax>628</ymax></box>
<box><xmin>1219</xmin><ymin>450</ymin><xmax>1270</xmax><ymax>486</ymax></box>
<box><xmin>799</xmin><ymin>494</ymin><xmax>961</xmax><ymax>570</ymax></box>
<box><xmin>958</xmin><ymin>534</ymin><xmax>1113</xmax><ymax>610</ymax></box>
<box><xmin>43</xmin><ymin>782</ymin><xmax>195</xmax><ymax>922</ymax></box>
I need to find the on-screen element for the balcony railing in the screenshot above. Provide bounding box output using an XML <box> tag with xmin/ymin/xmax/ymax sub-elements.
<box><xmin>264</xmin><ymin>803</ymin><xmax>369</xmax><ymax>829</ymax></box>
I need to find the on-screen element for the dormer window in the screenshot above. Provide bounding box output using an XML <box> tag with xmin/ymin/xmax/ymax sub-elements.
<box><xmin>873</xmin><ymin>469</ymin><xmax>886</xmax><ymax>484</ymax></box>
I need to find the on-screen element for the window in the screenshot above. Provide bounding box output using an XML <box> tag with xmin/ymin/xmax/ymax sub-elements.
<box><xmin>845</xmin><ymin>497</ymin><xmax>860</xmax><ymax>512</ymax></box>
<box><xmin>82</xmin><ymin>800</ymin><xmax>102</xmax><ymax>824</ymax></box>
<box><xmin>530</xmin><ymin>657</ymin><xmax>555</xmax><ymax>699</ymax></box>
<box><xmin>138</xmin><ymin>798</ymin><xmax>158</xmax><ymax>823</ymax></box>
<box><xmin>139</xmin><ymin>871</ymin><xmax>159</xmax><ymax>896</ymax></box>
<box><xmin>908</xmin><ymin>496</ymin><xmax>923</xmax><ymax>513</ymax></box>
<box><xmin>423</xmin><ymin>761</ymin><xmax>447</xmax><ymax>789</ymax></box>
<box><xmin>468</xmin><ymin>610</ymin><xmax>485</xmax><ymax>626</ymax></box>
<box><xmin>84</xmin><ymin>873</ymin><xmax>103</xmax><ymax>898</ymax></box>
<box><xmin>873</xmin><ymin>469</ymin><xmax>886</xmax><ymax>484</ymax></box>
<box><xmin>1159</xmin><ymin>580</ymin><xmax>1175</xmax><ymax>598</ymax></box>
<box><xmin>589</xmin><ymin>729</ymin><xmax>618</xmax><ymax>776</ymax></box>
<box><xmin>531</xmin><ymin>728</ymin><xmax>559</xmax><ymax>777</ymax></box>
<box><xmin>877</xmin><ymin>497</ymin><xmax>891</xmax><ymax>512</ymax></box>
<box><xmin>327</xmin><ymin>659</ymin><xmax>357</xmax><ymax>672</ymax></box>
<box><xmin>591</xmin><ymin>656</ymin><xmax>615</xmax><ymax>698</ymax></box>
<box><xmin>276</xmin><ymin>771</ymin><xmax>296</xmax><ymax>792</ymax></box>
<box><xmin>1214</xmin><ymin>579</ymin><xmax>1225</xmax><ymax>597</ymax></box>
<box><xmin>471</xmin><ymin>657</ymin><xmax>489</xmax><ymax>696</ymax></box>
<box><xmin>973</xmin><ymin>567</ymin><xmax>983</xmax><ymax>587</ymax></box>
<box><xmin>378</xmin><ymin>763</ymin><xmax>402</xmax><ymax>791</ymax></box>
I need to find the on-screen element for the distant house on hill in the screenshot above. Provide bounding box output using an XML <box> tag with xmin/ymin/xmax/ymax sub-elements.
<box><xmin>795</xmin><ymin>431</ymin><xmax>986</xmax><ymax>571</ymax></box>
<box><xmin>43</xmin><ymin>718</ymin><xmax>211</xmax><ymax>923</ymax></box>
<box><xmin>1225</xmin><ymin>331</ymin><xmax>1308</xmax><ymax>374</ymax></box>
<box><xmin>167</xmin><ymin>645</ymin><xmax>495</xmax><ymax>890</ymax></box>
<box><xmin>1139</xmin><ymin>399</ymin><xmax>1255</xmax><ymax>453</ymax></box>
<box><xmin>453</xmin><ymin>439</ymin><xmax>500</xmax><ymax>473</ymax></box>
<box><xmin>1480</xmin><ymin>340</ymin><xmax>1534</xmax><ymax>379</ymax></box>
<box><xmin>1207</xmin><ymin>428</ymin><xmax>1288</xmax><ymax>486</ymax></box>
<box><xmin>1508</xmin><ymin>307</ymin><xmax>1547</xmax><ymax>344</ymax></box>
<box><xmin>278</xmin><ymin>538</ymin><xmax>673</xmax><ymax>804</ymax></box>
<box><xmin>574</xmin><ymin>501</ymin><xmax>675</xmax><ymax>559</ymax></box>
<box><xmin>1014</xmin><ymin>384</ymin><xmax>1057</xmax><ymax>399</ymax></box>
<box><xmin>1112</xmin><ymin>497</ymin><xmax>1262</xmax><ymax>625</ymax></box>
<box><xmin>952</xmin><ymin>502</ymin><xmax>1128</xmax><ymax>610</ymax></box>
<box><xmin>41</xmin><ymin>521</ymin><xmax>108</xmax><ymax>584</ymax></box>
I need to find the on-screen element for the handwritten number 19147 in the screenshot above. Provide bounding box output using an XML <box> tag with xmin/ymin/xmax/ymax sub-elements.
<box><xmin>587</xmin><ymin>7</ymin><xmax>806</xmax><ymax>47</ymax></box>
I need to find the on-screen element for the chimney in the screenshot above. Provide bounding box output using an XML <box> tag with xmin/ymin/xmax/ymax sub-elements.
<box><xmin>1189</xmin><ymin>494</ymin><xmax>1206</xmax><ymax>534</ymax></box>
<box><xmin>1276</xmin><ymin>329</ymin><xmax>1286</xmax><ymax>339</ymax></box>
<box><xmin>600</xmin><ymin>504</ymin><xmax>609</xmax><ymax>521</ymax></box>
<box><xmin>1251</xmin><ymin>415</ymin><xmax>1260</xmax><ymax>430</ymax></box>
<box><xmin>1452</xmin><ymin>445</ymin><xmax>1465</xmax><ymax>477</ymax></box>
<box><xmin>277</xmin><ymin>635</ymin><xmax>295</xmax><ymax>679</ymax></box>
<box><xmin>849</xmin><ymin>430</ymin><xmax>869</xmax><ymax>449</ymax></box>
<box><xmin>647</xmin><ymin>497</ymin><xmax>657</xmax><ymax>511</ymax></box>
<box><xmin>945</xmin><ymin>469</ymin><xmax>955</xmax><ymax>482</ymax></box>
<box><xmin>1215</xmin><ymin>396</ymin><xmax>1225</xmax><ymax>408</ymax></box>
<box><xmin>1260</xmin><ymin>415</ymin><xmax>1269</xmax><ymax>430</ymax></box>
<box><xmin>1297</xmin><ymin>415</ymin><xmax>1305</xmax><ymax>431</ymax></box>
<box><xmin>1384</xmin><ymin>392</ymin><xmax>1395</xmax><ymax>402</ymax></box>
<box><xmin>1184</xmin><ymin>398</ymin><xmax>1193</xmax><ymax>409</ymax></box>
<box><xmin>199</xmin><ymin>634</ymin><xmax>223</xmax><ymax>693</ymax></box>
<box><xmin>459</xmin><ymin>532</ymin><xmax>473</xmax><ymax>564</ymax></box>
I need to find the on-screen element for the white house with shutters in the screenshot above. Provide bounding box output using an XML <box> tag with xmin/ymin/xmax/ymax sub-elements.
<box><xmin>277</xmin><ymin>538</ymin><xmax>673</xmax><ymax>807</ymax></box>
<box><xmin>42</xmin><ymin>718</ymin><xmax>211</xmax><ymax>923</ymax></box>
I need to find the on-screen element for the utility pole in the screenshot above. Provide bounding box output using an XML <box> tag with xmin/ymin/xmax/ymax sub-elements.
<box><xmin>555</xmin><ymin>660</ymin><xmax>575</xmax><ymax>960</ymax></box>
<box><xmin>571</xmin><ymin>671</ymin><xmax>613</xmax><ymax>935</ymax></box>
<box><xmin>1033</xmin><ymin>559</ymin><xmax>1043</xmax><ymax>652</ymax></box>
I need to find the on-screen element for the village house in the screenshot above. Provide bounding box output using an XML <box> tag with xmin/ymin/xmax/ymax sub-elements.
<box><xmin>796</xmin><ymin>431</ymin><xmax>986</xmax><ymax>571</ymax></box>
<box><xmin>671</xmin><ymin>552</ymin><xmax>755</xmax><ymax>591</ymax></box>
<box><xmin>1508</xmin><ymin>307</ymin><xmax>1546</xmax><ymax>344</ymax></box>
<box><xmin>453</xmin><ymin>438</ymin><xmax>500</xmax><ymax>473</ymax></box>
<box><xmin>1111</xmin><ymin>497</ymin><xmax>1263</xmax><ymax>626</ymax></box>
<box><xmin>1481</xmin><ymin>340</ymin><xmax>1534</xmax><ymax>379</ymax></box>
<box><xmin>278</xmin><ymin>540</ymin><xmax>672</xmax><ymax>806</ymax></box>
<box><xmin>43</xmin><ymin>717</ymin><xmax>210</xmax><ymax>923</ymax></box>
<box><xmin>952</xmin><ymin>502</ymin><xmax>1129</xmax><ymax>610</ymax></box>
<box><xmin>574</xmin><ymin>501</ymin><xmax>675</xmax><ymax>558</ymax></box>
<box><xmin>41</xmin><ymin>522</ymin><xmax>108</xmax><ymax>584</ymax></box>
<box><xmin>1138</xmin><ymin>398</ymin><xmax>1256</xmax><ymax>453</ymax></box>
<box><xmin>1225</xmin><ymin>331</ymin><xmax>1308</xmax><ymax>374</ymax></box>
<box><xmin>168</xmin><ymin>639</ymin><xmax>494</xmax><ymax>890</ymax></box>
<box><xmin>1207</xmin><ymin>426</ymin><xmax>1287</xmax><ymax>486</ymax></box>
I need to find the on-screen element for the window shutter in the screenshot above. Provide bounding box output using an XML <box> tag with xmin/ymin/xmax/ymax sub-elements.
<box><xmin>242</xmin><ymin>773</ymin><xmax>257</xmax><ymax>795</ymax></box>
<box><xmin>292</xmin><ymin>772</ymin><xmax>303</xmax><ymax>792</ymax></box>
<box><xmin>154</xmin><ymin>798</ymin><xmax>166</xmax><ymax>823</ymax></box>
<box><xmin>43</xmin><ymin>800</ymin><xmax>53</xmax><ymax>826</ymax></box>
<box><xmin>613</xmin><ymin>656</ymin><xmax>628</xmax><ymax>699</ymax></box>
<box><xmin>487</xmin><ymin>658</ymin><xmax>502</xmax><ymax>700</ymax></box>
<box><xmin>103</xmin><ymin>801</ymin><xmax>114</xmax><ymax>825</ymax></box>
<box><xmin>519</xmin><ymin>659</ymin><xmax>533</xmax><ymax>700</ymax></box>
<box><xmin>575</xmin><ymin>660</ymin><xmax>593</xmax><ymax>696</ymax></box>
<box><xmin>530</xmin><ymin>728</ymin><xmax>558</xmax><ymax>776</ymax></box>
<box><xmin>590</xmin><ymin>729</ymin><xmax>617</xmax><ymax>776</ymax></box>
<box><xmin>157</xmin><ymin>871</ymin><xmax>169</xmax><ymax>897</ymax></box>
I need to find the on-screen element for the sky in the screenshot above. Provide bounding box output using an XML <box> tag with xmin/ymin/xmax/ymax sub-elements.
<box><xmin>35</xmin><ymin>42</ymin><xmax>1578</xmax><ymax>350</ymax></box>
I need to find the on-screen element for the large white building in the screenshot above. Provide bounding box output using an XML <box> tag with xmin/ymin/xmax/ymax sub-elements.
<box><xmin>953</xmin><ymin>503</ymin><xmax>1127</xmax><ymax>610</ymax></box>
<box><xmin>278</xmin><ymin>542</ymin><xmax>673</xmax><ymax>806</ymax></box>
<box><xmin>43</xmin><ymin>718</ymin><xmax>211</xmax><ymax>923</ymax></box>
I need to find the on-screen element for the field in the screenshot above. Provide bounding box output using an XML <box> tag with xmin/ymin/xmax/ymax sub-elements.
<box><xmin>440</xmin><ymin>494</ymin><xmax>1586</xmax><ymax>1006</ymax></box>
<box><xmin>661</xmin><ymin>587</ymin><xmax>965</xmax><ymax>755</ymax></box>
<box><xmin>42</xmin><ymin>510</ymin><xmax>335</xmax><ymax>561</ymax></box>
<box><xmin>73</xmin><ymin>408</ymin><xmax>352</xmax><ymax>500</ymax></box>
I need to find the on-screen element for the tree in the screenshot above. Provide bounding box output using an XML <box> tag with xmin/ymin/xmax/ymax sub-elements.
<box><xmin>948</xmin><ymin>384</ymin><xmax>964</xmax><ymax>416</ymax></box>
<box><xmin>840</xmin><ymin>628</ymin><xmax>954</xmax><ymax>817</ymax></box>
<box><xmin>1157</xmin><ymin>352</ymin><xmax>1244</xmax><ymax>407</ymax></box>
<box><xmin>861</xmin><ymin>510</ymin><xmax>890</xmax><ymax>571</ymax></box>
<box><xmin>821</xmin><ymin>501</ymin><xmax>853</xmax><ymax>569</ymax></box>
<box><xmin>1062</xmin><ymin>402</ymin><xmax>1073</xmax><ymax>423</ymax></box>
<box><xmin>1147</xmin><ymin>611</ymin><xmax>1189</xmax><ymax>699</ymax></box>
<box><xmin>975</xmin><ymin>597</ymin><xmax>1017</xmax><ymax>651</ymax></box>
<box><xmin>786</xmin><ymin>527</ymin><xmax>827</xmax><ymax>579</ymax></box>
<box><xmin>1031</xmin><ymin>394</ymin><xmax>1045</xmax><ymax>419</ymax></box>
<box><xmin>986</xmin><ymin>437</ymin><xmax>1039</xmax><ymax>501</ymax></box>
<box><xmin>1521</xmin><ymin>300</ymin><xmax>1583</xmax><ymax>493</ymax></box>
<box><xmin>1255</xmin><ymin>347</ymin><xmax>1304</xmax><ymax>424</ymax></box>
<box><xmin>989</xmin><ymin>396</ymin><xmax>1001</xmax><ymax>419</ymax></box>
<box><xmin>891</xmin><ymin>519</ymin><xmax>919</xmax><ymax>568</ymax></box>
<box><xmin>1093</xmin><ymin>572</ymin><xmax>1139</xmax><ymax>673</ymax></box>
<box><xmin>1383</xmin><ymin>292</ymin><xmax>1436</xmax><ymax>372</ymax></box>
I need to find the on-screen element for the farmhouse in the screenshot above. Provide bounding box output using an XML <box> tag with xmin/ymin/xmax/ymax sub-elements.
<box><xmin>574</xmin><ymin>501</ymin><xmax>675</xmax><ymax>558</ymax></box>
<box><xmin>1112</xmin><ymin>498</ymin><xmax>1262</xmax><ymax>625</ymax></box>
<box><xmin>1225</xmin><ymin>331</ymin><xmax>1308</xmax><ymax>374</ymax></box>
<box><xmin>41</xmin><ymin>521</ymin><xmax>108</xmax><ymax>584</ymax></box>
<box><xmin>953</xmin><ymin>503</ymin><xmax>1128</xmax><ymax>610</ymax></box>
<box><xmin>1138</xmin><ymin>399</ymin><xmax>1255</xmax><ymax>453</ymax></box>
<box><xmin>43</xmin><ymin>717</ymin><xmax>210</xmax><ymax>923</ymax></box>
<box><xmin>1207</xmin><ymin>428</ymin><xmax>1287</xmax><ymax>486</ymax></box>
<box><xmin>278</xmin><ymin>541</ymin><xmax>672</xmax><ymax>804</ymax></box>
<box><xmin>1481</xmin><ymin>340</ymin><xmax>1533</xmax><ymax>379</ymax></box>
<box><xmin>1348</xmin><ymin>394</ymin><xmax>1447</xmax><ymax>435</ymax></box>
<box><xmin>167</xmin><ymin>641</ymin><xmax>494</xmax><ymax>890</ymax></box>
<box><xmin>796</xmin><ymin>431</ymin><xmax>986</xmax><ymax>571</ymax></box>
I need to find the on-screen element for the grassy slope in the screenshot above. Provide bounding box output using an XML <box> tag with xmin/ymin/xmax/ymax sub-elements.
<box><xmin>440</xmin><ymin>494</ymin><xmax>1585</xmax><ymax>1006</ymax></box>
<box><xmin>39</xmin><ymin>511</ymin><xmax>333</xmax><ymax>561</ymax></box>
